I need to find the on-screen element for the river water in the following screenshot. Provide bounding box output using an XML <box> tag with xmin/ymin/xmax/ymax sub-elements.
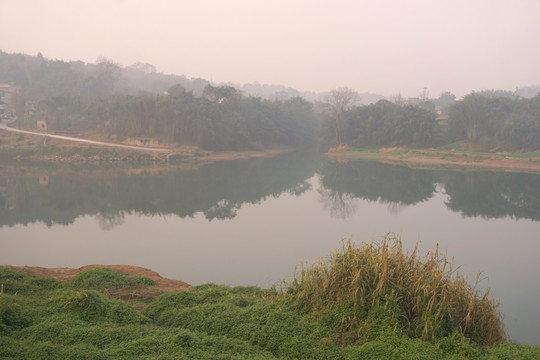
<box><xmin>1</xmin><ymin>152</ymin><xmax>539</xmax><ymax>345</ymax></box>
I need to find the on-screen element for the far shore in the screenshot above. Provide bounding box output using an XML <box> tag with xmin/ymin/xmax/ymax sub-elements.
<box><xmin>0</xmin><ymin>125</ymin><xmax>295</xmax><ymax>164</ymax></box>
<box><xmin>327</xmin><ymin>146</ymin><xmax>540</xmax><ymax>173</ymax></box>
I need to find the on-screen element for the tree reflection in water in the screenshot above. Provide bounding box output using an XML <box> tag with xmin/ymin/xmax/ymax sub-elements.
<box><xmin>2</xmin><ymin>155</ymin><xmax>540</xmax><ymax>227</ymax></box>
<box><xmin>317</xmin><ymin>159</ymin><xmax>540</xmax><ymax>221</ymax></box>
<box><xmin>0</xmin><ymin>151</ymin><xmax>321</xmax><ymax>228</ymax></box>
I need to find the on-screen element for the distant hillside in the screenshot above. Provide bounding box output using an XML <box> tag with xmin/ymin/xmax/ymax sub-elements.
<box><xmin>237</xmin><ymin>82</ymin><xmax>385</xmax><ymax>105</ymax></box>
<box><xmin>0</xmin><ymin>50</ymin><xmax>385</xmax><ymax>104</ymax></box>
<box><xmin>0</xmin><ymin>50</ymin><xmax>211</xmax><ymax>99</ymax></box>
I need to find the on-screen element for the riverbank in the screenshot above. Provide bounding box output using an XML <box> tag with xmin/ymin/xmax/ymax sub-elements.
<box><xmin>2</xmin><ymin>237</ymin><xmax>540</xmax><ymax>359</ymax></box>
<box><xmin>327</xmin><ymin>145</ymin><xmax>540</xmax><ymax>173</ymax></box>
<box><xmin>9</xmin><ymin>265</ymin><xmax>192</xmax><ymax>292</ymax></box>
<box><xmin>0</xmin><ymin>128</ymin><xmax>294</xmax><ymax>164</ymax></box>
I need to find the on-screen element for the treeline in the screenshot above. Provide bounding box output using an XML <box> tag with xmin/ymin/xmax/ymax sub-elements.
<box><xmin>341</xmin><ymin>100</ymin><xmax>437</xmax><ymax>147</ymax></box>
<box><xmin>29</xmin><ymin>85</ymin><xmax>319</xmax><ymax>150</ymax></box>
<box><xmin>0</xmin><ymin>50</ymin><xmax>210</xmax><ymax>99</ymax></box>
<box><xmin>1</xmin><ymin>51</ymin><xmax>319</xmax><ymax>150</ymax></box>
<box><xmin>448</xmin><ymin>91</ymin><xmax>540</xmax><ymax>150</ymax></box>
<box><xmin>3</xmin><ymin>51</ymin><xmax>540</xmax><ymax>152</ymax></box>
<box><xmin>320</xmin><ymin>87</ymin><xmax>540</xmax><ymax>151</ymax></box>
<box><xmin>319</xmin><ymin>88</ymin><xmax>439</xmax><ymax>148</ymax></box>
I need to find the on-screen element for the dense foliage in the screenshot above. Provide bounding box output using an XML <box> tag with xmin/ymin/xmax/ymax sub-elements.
<box><xmin>0</xmin><ymin>50</ymin><xmax>209</xmax><ymax>100</ymax></box>
<box><xmin>72</xmin><ymin>268</ymin><xmax>155</xmax><ymax>291</ymax></box>
<box><xmin>2</xmin><ymin>240</ymin><xmax>539</xmax><ymax>359</ymax></box>
<box><xmin>320</xmin><ymin>98</ymin><xmax>438</xmax><ymax>148</ymax></box>
<box><xmin>448</xmin><ymin>92</ymin><xmax>540</xmax><ymax>150</ymax></box>
<box><xmin>345</xmin><ymin>100</ymin><xmax>438</xmax><ymax>147</ymax></box>
<box><xmin>1</xmin><ymin>51</ymin><xmax>319</xmax><ymax>151</ymax></box>
<box><xmin>318</xmin><ymin>88</ymin><xmax>540</xmax><ymax>151</ymax></box>
<box><xmin>3</xmin><ymin>50</ymin><xmax>540</xmax><ymax>152</ymax></box>
<box><xmin>19</xmin><ymin>86</ymin><xmax>319</xmax><ymax>151</ymax></box>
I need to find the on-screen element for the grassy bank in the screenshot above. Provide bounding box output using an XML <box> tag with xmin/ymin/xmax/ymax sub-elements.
<box><xmin>1</xmin><ymin>236</ymin><xmax>539</xmax><ymax>359</ymax></box>
<box><xmin>0</xmin><ymin>130</ymin><xmax>161</xmax><ymax>163</ymax></box>
<box><xmin>0</xmin><ymin>129</ymin><xmax>294</xmax><ymax>164</ymax></box>
<box><xmin>328</xmin><ymin>144</ymin><xmax>540</xmax><ymax>173</ymax></box>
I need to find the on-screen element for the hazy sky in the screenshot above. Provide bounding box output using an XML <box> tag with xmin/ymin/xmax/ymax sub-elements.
<box><xmin>1</xmin><ymin>0</ymin><xmax>539</xmax><ymax>98</ymax></box>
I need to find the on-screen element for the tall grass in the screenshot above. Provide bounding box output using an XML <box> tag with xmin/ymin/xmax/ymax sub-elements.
<box><xmin>286</xmin><ymin>234</ymin><xmax>505</xmax><ymax>346</ymax></box>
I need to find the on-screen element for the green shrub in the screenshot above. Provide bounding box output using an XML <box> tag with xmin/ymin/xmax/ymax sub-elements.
<box><xmin>71</xmin><ymin>267</ymin><xmax>155</xmax><ymax>291</ymax></box>
<box><xmin>144</xmin><ymin>284</ymin><xmax>263</xmax><ymax>319</ymax></box>
<box><xmin>485</xmin><ymin>342</ymin><xmax>540</xmax><ymax>360</ymax></box>
<box><xmin>0</xmin><ymin>292</ymin><xmax>31</xmax><ymax>334</ymax></box>
<box><xmin>58</xmin><ymin>343</ymin><xmax>105</xmax><ymax>360</ymax></box>
<box><xmin>0</xmin><ymin>267</ymin><xmax>62</xmax><ymax>295</ymax></box>
<box><xmin>57</xmin><ymin>290</ymin><xmax>108</xmax><ymax>321</ymax></box>
<box><xmin>343</xmin><ymin>332</ymin><xmax>445</xmax><ymax>360</ymax></box>
<box><xmin>145</xmin><ymin>292</ymin><xmax>338</xmax><ymax>359</ymax></box>
<box><xmin>54</xmin><ymin>289</ymin><xmax>148</xmax><ymax>323</ymax></box>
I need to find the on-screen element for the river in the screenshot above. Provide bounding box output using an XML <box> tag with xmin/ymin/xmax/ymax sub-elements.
<box><xmin>1</xmin><ymin>151</ymin><xmax>539</xmax><ymax>345</ymax></box>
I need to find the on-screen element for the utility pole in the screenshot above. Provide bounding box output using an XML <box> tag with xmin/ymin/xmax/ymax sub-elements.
<box><xmin>421</xmin><ymin>87</ymin><xmax>429</xmax><ymax>102</ymax></box>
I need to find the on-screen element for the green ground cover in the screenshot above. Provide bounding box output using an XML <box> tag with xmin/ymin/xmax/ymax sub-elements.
<box><xmin>1</xmin><ymin>237</ymin><xmax>539</xmax><ymax>359</ymax></box>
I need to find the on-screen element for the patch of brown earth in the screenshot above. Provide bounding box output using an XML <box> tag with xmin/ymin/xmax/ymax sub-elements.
<box><xmin>328</xmin><ymin>144</ymin><xmax>350</xmax><ymax>153</ymax></box>
<box><xmin>10</xmin><ymin>264</ymin><xmax>192</xmax><ymax>292</ymax></box>
<box><xmin>378</xmin><ymin>147</ymin><xmax>404</xmax><ymax>153</ymax></box>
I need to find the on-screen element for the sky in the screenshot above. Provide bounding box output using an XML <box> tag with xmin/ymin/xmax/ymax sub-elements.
<box><xmin>1</xmin><ymin>0</ymin><xmax>540</xmax><ymax>98</ymax></box>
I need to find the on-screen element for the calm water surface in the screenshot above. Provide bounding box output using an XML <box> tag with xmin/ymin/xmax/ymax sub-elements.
<box><xmin>1</xmin><ymin>152</ymin><xmax>539</xmax><ymax>345</ymax></box>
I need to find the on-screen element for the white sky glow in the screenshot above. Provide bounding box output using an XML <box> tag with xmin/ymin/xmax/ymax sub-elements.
<box><xmin>1</xmin><ymin>0</ymin><xmax>539</xmax><ymax>97</ymax></box>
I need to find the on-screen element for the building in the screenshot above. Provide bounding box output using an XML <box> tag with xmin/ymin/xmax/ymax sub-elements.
<box><xmin>0</xmin><ymin>84</ymin><xmax>13</xmax><ymax>104</ymax></box>
<box><xmin>0</xmin><ymin>84</ymin><xmax>15</xmax><ymax>119</ymax></box>
<box><xmin>37</xmin><ymin>120</ymin><xmax>47</xmax><ymax>131</ymax></box>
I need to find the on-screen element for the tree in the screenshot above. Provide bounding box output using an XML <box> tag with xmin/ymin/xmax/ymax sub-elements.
<box><xmin>93</xmin><ymin>57</ymin><xmax>121</xmax><ymax>95</ymax></box>
<box><xmin>433</xmin><ymin>91</ymin><xmax>456</xmax><ymax>116</ymax></box>
<box><xmin>202</xmin><ymin>84</ymin><xmax>240</xmax><ymax>103</ymax></box>
<box><xmin>128</xmin><ymin>62</ymin><xmax>156</xmax><ymax>74</ymax></box>
<box><xmin>321</xmin><ymin>87</ymin><xmax>359</xmax><ymax>146</ymax></box>
<box><xmin>448</xmin><ymin>92</ymin><xmax>515</xmax><ymax>148</ymax></box>
<box><xmin>11</xmin><ymin>88</ymin><xmax>26</xmax><ymax>122</ymax></box>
